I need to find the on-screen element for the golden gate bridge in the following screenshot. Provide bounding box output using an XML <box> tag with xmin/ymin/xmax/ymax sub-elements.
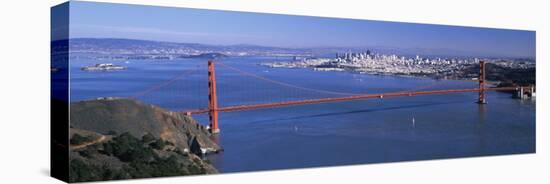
<box><xmin>131</xmin><ymin>60</ymin><xmax>529</xmax><ymax>134</ymax></box>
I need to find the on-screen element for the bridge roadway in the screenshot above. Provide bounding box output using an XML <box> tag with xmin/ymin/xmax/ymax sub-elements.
<box><xmin>183</xmin><ymin>86</ymin><xmax>520</xmax><ymax>115</ymax></box>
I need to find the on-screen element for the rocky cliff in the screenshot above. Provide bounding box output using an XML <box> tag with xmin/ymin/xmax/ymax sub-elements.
<box><xmin>68</xmin><ymin>98</ymin><xmax>221</xmax><ymax>182</ymax></box>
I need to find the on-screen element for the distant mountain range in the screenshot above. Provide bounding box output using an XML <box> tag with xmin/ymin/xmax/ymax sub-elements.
<box><xmin>67</xmin><ymin>38</ymin><xmax>310</xmax><ymax>57</ymax></box>
<box><xmin>59</xmin><ymin>38</ymin><xmax>530</xmax><ymax>59</ymax></box>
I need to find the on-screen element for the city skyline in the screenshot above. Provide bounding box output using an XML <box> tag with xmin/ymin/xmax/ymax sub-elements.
<box><xmin>64</xmin><ymin>1</ymin><xmax>535</xmax><ymax>58</ymax></box>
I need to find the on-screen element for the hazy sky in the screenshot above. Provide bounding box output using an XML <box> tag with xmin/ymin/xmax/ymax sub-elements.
<box><xmin>66</xmin><ymin>1</ymin><xmax>536</xmax><ymax>58</ymax></box>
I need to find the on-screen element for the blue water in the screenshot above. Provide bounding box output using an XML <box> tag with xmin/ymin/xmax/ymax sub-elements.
<box><xmin>69</xmin><ymin>56</ymin><xmax>536</xmax><ymax>173</ymax></box>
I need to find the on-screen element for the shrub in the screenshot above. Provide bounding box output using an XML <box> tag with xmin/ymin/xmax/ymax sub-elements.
<box><xmin>69</xmin><ymin>159</ymin><xmax>102</xmax><ymax>182</ymax></box>
<box><xmin>69</xmin><ymin>132</ymin><xmax>212</xmax><ymax>182</ymax></box>
<box><xmin>141</xmin><ymin>133</ymin><xmax>155</xmax><ymax>143</ymax></box>
<box><xmin>149</xmin><ymin>139</ymin><xmax>166</xmax><ymax>150</ymax></box>
<box><xmin>106</xmin><ymin>132</ymin><xmax>156</xmax><ymax>162</ymax></box>
<box><xmin>78</xmin><ymin>147</ymin><xmax>96</xmax><ymax>158</ymax></box>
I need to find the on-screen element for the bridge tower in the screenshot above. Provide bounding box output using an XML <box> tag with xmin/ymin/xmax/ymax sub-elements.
<box><xmin>478</xmin><ymin>61</ymin><xmax>487</xmax><ymax>104</ymax></box>
<box><xmin>208</xmin><ymin>60</ymin><xmax>220</xmax><ymax>133</ymax></box>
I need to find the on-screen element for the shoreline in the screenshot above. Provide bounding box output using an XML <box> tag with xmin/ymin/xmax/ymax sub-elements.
<box><xmin>262</xmin><ymin>64</ymin><xmax>486</xmax><ymax>84</ymax></box>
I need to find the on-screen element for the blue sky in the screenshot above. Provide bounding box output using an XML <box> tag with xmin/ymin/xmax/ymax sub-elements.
<box><xmin>66</xmin><ymin>1</ymin><xmax>535</xmax><ymax>58</ymax></box>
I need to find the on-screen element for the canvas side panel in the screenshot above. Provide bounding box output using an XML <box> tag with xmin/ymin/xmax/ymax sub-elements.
<box><xmin>51</xmin><ymin>2</ymin><xmax>70</xmax><ymax>182</ymax></box>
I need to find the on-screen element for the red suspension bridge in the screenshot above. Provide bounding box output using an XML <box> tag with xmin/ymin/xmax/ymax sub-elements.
<box><xmin>132</xmin><ymin>60</ymin><xmax>531</xmax><ymax>134</ymax></box>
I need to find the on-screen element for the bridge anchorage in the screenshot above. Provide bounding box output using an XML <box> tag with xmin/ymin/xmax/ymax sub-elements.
<box><xmin>184</xmin><ymin>60</ymin><xmax>528</xmax><ymax>134</ymax></box>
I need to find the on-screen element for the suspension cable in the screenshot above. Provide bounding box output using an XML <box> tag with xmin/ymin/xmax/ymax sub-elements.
<box><xmin>131</xmin><ymin>67</ymin><xmax>197</xmax><ymax>99</ymax></box>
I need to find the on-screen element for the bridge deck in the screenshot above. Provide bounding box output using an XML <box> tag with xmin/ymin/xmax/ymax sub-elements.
<box><xmin>184</xmin><ymin>86</ymin><xmax>520</xmax><ymax>114</ymax></box>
